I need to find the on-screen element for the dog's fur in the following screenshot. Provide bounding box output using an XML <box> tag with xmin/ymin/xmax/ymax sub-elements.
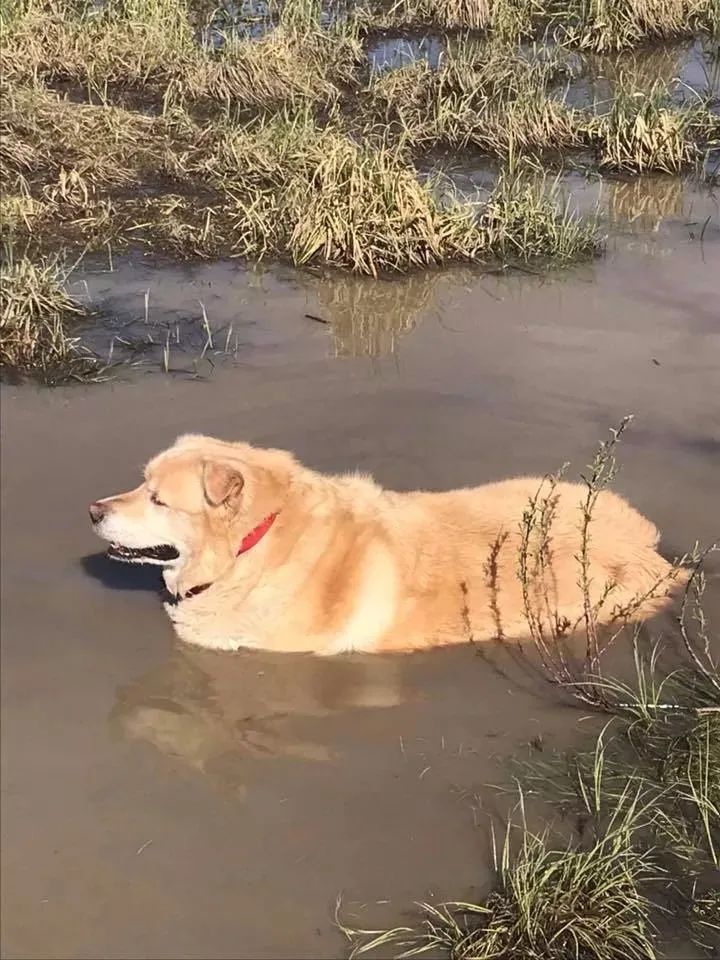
<box><xmin>91</xmin><ymin>435</ymin><xmax>681</xmax><ymax>654</ymax></box>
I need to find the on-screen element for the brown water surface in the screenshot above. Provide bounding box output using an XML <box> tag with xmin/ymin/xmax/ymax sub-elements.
<box><xmin>2</xmin><ymin>192</ymin><xmax>719</xmax><ymax>958</ymax></box>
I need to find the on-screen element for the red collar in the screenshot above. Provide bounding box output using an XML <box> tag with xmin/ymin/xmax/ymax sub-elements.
<box><xmin>178</xmin><ymin>512</ymin><xmax>278</xmax><ymax>601</ymax></box>
<box><xmin>237</xmin><ymin>512</ymin><xmax>278</xmax><ymax>555</ymax></box>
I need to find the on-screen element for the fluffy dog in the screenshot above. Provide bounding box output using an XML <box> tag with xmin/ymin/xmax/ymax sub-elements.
<box><xmin>90</xmin><ymin>435</ymin><xmax>680</xmax><ymax>654</ymax></box>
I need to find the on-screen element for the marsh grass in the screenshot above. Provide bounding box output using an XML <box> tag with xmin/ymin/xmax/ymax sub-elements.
<box><xmin>588</xmin><ymin>78</ymin><xmax>720</xmax><ymax>173</ymax></box>
<box><xmin>343</xmin><ymin>662</ymin><xmax>720</xmax><ymax>958</ymax></box>
<box><xmin>515</xmin><ymin>660</ymin><xmax>720</xmax><ymax>955</ymax></box>
<box><xmin>556</xmin><ymin>0</ymin><xmax>720</xmax><ymax>53</ymax></box>
<box><xmin>1</xmin><ymin>0</ymin><xmax>362</xmax><ymax>112</ymax></box>
<box><xmin>211</xmin><ymin>115</ymin><xmax>600</xmax><ymax>271</ymax></box>
<box><xmin>362</xmin><ymin>0</ymin><xmax>719</xmax><ymax>46</ymax></box>
<box><xmin>1</xmin><ymin>74</ymin><xmax>602</xmax><ymax>271</ymax></box>
<box><xmin>0</xmin><ymin>0</ymin><xmax>716</xmax><ymax>378</ymax></box>
<box><xmin>0</xmin><ymin>249</ymin><xmax>101</xmax><ymax>383</ymax></box>
<box><xmin>0</xmin><ymin>0</ymin><xmax>715</xmax><ymax>276</ymax></box>
<box><xmin>365</xmin><ymin>45</ymin><xmax>583</xmax><ymax>156</ymax></box>
<box><xmin>362</xmin><ymin>42</ymin><xmax>715</xmax><ymax>172</ymax></box>
<box><xmin>372</xmin><ymin>0</ymin><xmax>493</xmax><ymax>31</ymax></box>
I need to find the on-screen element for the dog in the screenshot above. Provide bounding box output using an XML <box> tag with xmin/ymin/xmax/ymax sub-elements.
<box><xmin>89</xmin><ymin>434</ymin><xmax>682</xmax><ymax>654</ymax></box>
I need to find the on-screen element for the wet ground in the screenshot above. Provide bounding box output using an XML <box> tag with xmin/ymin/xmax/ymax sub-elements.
<box><xmin>3</xmin><ymin>177</ymin><xmax>720</xmax><ymax>958</ymax></box>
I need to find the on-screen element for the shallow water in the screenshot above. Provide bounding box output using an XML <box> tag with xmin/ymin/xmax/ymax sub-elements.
<box><xmin>3</xmin><ymin>168</ymin><xmax>720</xmax><ymax>959</ymax></box>
<box><xmin>367</xmin><ymin>30</ymin><xmax>720</xmax><ymax>99</ymax></box>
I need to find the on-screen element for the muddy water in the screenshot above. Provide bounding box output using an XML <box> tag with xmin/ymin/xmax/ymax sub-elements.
<box><xmin>3</xmin><ymin>195</ymin><xmax>720</xmax><ymax>958</ymax></box>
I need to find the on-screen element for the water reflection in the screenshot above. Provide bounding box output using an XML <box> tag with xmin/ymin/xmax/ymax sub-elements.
<box><xmin>314</xmin><ymin>268</ymin><xmax>476</xmax><ymax>358</ymax></box>
<box><xmin>608</xmin><ymin>175</ymin><xmax>687</xmax><ymax>232</ymax></box>
<box><xmin>566</xmin><ymin>39</ymin><xmax>719</xmax><ymax>110</ymax></box>
<box><xmin>111</xmin><ymin>644</ymin><xmax>407</xmax><ymax>797</ymax></box>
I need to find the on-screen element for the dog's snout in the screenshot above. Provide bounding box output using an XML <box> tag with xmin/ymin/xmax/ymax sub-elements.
<box><xmin>89</xmin><ymin>501</ymin><xmax>108</xmax><ymax>524</ymax></box>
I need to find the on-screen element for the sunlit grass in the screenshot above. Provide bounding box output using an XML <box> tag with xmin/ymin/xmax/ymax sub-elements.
<box><xmin>0</xmin><ymin>248</ymin><xmax>101</xmax><ymax>383</ymax></box>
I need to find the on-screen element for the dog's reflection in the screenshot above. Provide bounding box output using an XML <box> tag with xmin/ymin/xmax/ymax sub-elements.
<box><xmin>110</xmin><ymin>645</ymin><xmax>408</xmax><ymax>797</ymax></box>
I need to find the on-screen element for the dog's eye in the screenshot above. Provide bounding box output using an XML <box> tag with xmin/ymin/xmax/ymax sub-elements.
<box><xmin>150</xmin><ymin>492</ymin><xmax>167</xmax><ymax>507</ymax></box>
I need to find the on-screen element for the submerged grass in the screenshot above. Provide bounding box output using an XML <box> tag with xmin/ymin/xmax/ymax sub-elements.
<box><xmin>0</xmin><ymin>250</ymin><xmax>101</xmax><ymax>383</ymax></box>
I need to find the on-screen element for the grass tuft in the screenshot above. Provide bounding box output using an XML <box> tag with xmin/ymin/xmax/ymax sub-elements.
<box><xmin>341</xmin><ymin>785</ymin><xmax>659</xmax><ymax>960</ymax></box>
<box><xmin>0</xmin><ymin>249</ymin><xmax>101</xmax><ymax>383</ymax></box>
<box><xmin>365</xmin><ymin>44</ymin><xmax>582</xmax><ymax>157</ymax></box>
<box><xmin>589</xmin><ymin>78</ymin><xmax>720</xmax><ymax>173</ymax></box>
<box><xmin>558</xmin><ymin>0</ymin><xmax>720</xmax><ymax>53</ymax></box>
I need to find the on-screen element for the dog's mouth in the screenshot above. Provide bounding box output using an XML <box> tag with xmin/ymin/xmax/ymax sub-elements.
<box><xmin>107</xmin><ymin>543</ymin><xmax>180</xmax><ymax>564</ymax></box>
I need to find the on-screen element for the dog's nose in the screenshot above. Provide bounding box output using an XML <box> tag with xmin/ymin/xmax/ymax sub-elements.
<box><xmin>89</xmin><ymin>501</ymin><xmax>107</xmax><ymax>524</ymax></box>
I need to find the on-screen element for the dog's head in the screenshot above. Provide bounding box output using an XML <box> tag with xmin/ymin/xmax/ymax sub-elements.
<box><xmin>89</xmin><ymin>435</ymin><xmax>293</xmax><ymax>590</ymax></box>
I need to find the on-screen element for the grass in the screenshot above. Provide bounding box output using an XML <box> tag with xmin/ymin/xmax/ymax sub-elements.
<box><xmin>0</xmin><ymin>1</ymin><xmax>715</xmax><ymax>268</ymax></box>
<box><xmin>340</xmin><ymin>424</ymin><xmax>720</xmax><ymax>959</ymax></box>
<box><xmin>366</xmin><ymin>0</ymin><xmax>493</xmax><ymax>31</ymax></box>
<box><xmin>0</xmin><ymin>74</ymin><xmax>602</xmax><ymax>273</ymax></box>
<box><xmin>201</xmin><ymin>113</ymin><xmax>599</xmax><ymax>272</ymax></box>
<box><xmin>0</xmin><ymin>250</ymin><xmax>101</xmax><ymax>383</ymax></box>
<box><xmin>364</xmin><ymin>45</ymin><xmax>718</xmax><ymax>170</ymax></box>
<box><xmin>557</xmin><ymin>0</ymin><xmax>720</xmax><ymax>53</ymax></box>
<box><xmin>0</xmin><ymin>0</ymin><xmax>717</xmax><ymax>378</ymax></box>
<box><xmin>341</xmin><ymin>788</ymin><xmax>659</xmax><ymax>959</ymax></box>
<box><xmin>342</xmin><ymin>671</ymin><xmax>719</xmax><ymax>957</ymax></box>
<box><xmin>588</xmin><ymin>78</ymin><xmax>720</xmax><ymax>173</ymax></box>
<box><xmin>365</xmin><ymin>45</ymin><xmax>584</xmax><ymax>156</ymax></box>
<box><xmin>0</xmin><ymin>0</ymin><xmax>362</xmax><ymax>112</ymax></box>
<box><xmin>361</xmin><ymin>0</ymin><xmax>719</xmax><ymax>46</ymax></box>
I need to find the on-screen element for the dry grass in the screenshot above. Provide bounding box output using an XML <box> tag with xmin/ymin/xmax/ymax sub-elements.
<box><xmin>0</xmin><ymin>0</ymin><xmax>362</xmax><ymax>112</ymax></box>
<box><xmin>360</xmin><ymin>0</ymin><xmax>719</xmax><ymax>45</ymax></box>
<box><xmin>372</xmin><ymin>0</ymin><xmax>493</xmax><ymax>30</ymax></box>
<box><xmin>365</xmin><ymin>46</ymin><xmax>718</xmax><ymax>172</ymax></box>
<box><xmin>200</xmin><ymin>112</ymin><xmax>600</xmax><ymax>271</ymax></box>
<box><xmin>0</xmin><ymin>0</ymin><xmax>715</xmax><ymax>276</ymax></box>
<box><xmin>587</xmin><ymin>78</ymin><xmax>720</xmax><ymax>173</ymax></box>
<box><xmin>0</xmin><ymin>249</ymin><xmax>101</xmax><ymax>383</ymax></box>
<box><xmin>365</xmin><ymin>44</ymin><xmax>583</xmax><ymax>156</ymax></box>
<box><xmin>557</xmin><ymin>0</ymin><xmax>720</xmax><ymax>53</ymax></box>
<box><xmin>0</xmin><ymin>75</ymin><xmax>602</xmax><ymax>271</ymax></box>
<box><xmin>358</xmin><ymin>0</ymin><xmax>544</xmax><ymax>41</ymax></box>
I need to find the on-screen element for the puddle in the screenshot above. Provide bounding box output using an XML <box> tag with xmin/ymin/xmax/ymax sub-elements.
<box><xmin>564</xmin><ymin>38</ymin><xmax>720</xmax><ymax>111</ymax></box>
<box><xmin>198</xmin><ymin>0</ymin><xmax>277</xmax><ymax>45</ymax></box>
<box><xmin>196</xmin><ymin>0</ymin><xmax>354</xmax><ymax>47</ymax></box>
<box><xmin>62</xmin><ymin>171</ymin><xmax>718</xmax><ymax>376</ymax></box>
<box><xmin>3</xmin><ymin>189</ymin><xmax>720</xmax><ymax>955</ymax></box>
<box><xmin>428</xmin><ymin>162</ymin><xmax>718</xmax><ymax>240</ymax></box>
<box><xmin>367</xmin><ymin>33</ymin><xmax>446</xmax><ymax>72</ymax></box>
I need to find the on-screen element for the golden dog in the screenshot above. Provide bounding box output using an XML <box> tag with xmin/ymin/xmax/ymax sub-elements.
<box><xmin>90</xmin><ymin>435</ymin><xmax>680</xmax><ymax>654</ymax></box>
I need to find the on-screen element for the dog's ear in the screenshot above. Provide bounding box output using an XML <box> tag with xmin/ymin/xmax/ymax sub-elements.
<box><xmin>202</xmin><ymin>460</ymin><xmax>244</xmax><ymax>508</ymax></box>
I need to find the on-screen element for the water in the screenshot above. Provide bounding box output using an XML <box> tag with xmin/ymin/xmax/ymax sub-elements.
<box><xmin>3</xmin><ymin>175</ymin><xmax>720</xmax><ymax>956</ymax></box>
<box><xmin>63</xmin><ymin>173</ymin><xmax>718</xmax><ymax>373</ymax></box>
<box><xmin>3</xmin><ymin>11</ymin><xmax>720</xmax><ymax>957</ymax></box>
